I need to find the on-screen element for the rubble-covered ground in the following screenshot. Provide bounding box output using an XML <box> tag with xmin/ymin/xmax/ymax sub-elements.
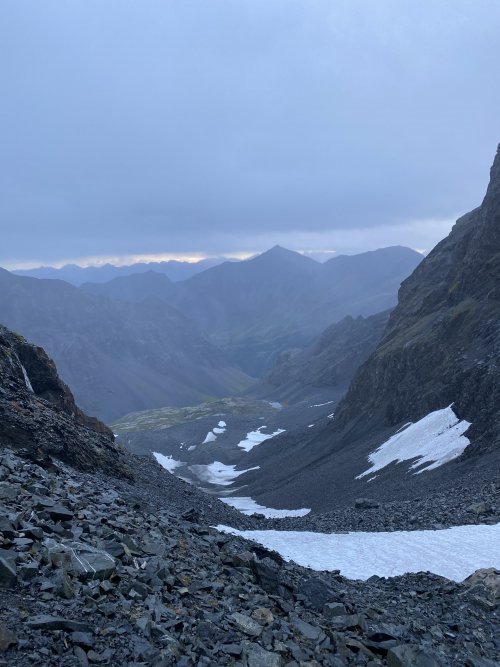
<box><xmin>0</xmin><ymin>448</ymin><xmax>499</xmax><ymax>666</ymax></box>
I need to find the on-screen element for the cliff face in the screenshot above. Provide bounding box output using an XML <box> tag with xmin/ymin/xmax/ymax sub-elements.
<box><xmin>335</xmin><ymin>145</ymin><xmax>500</xmax><ymax>456</ymax></box>
<box><xmin>0</xmin><ymin>325</ymin><xmax>128</xmax><ymax>475</ymax></box>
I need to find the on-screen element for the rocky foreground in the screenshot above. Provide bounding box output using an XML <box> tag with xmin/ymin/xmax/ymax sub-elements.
<box><xmin>0</xmin><ymin>448</ymin><xmax>499</xmax><ymax>667</ymax></box>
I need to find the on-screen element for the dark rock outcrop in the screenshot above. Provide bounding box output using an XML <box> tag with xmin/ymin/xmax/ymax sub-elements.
<box><xmin>238</xmin><ymin>144</ymin><xmax>500</xmax><ymax>511</ymax></box>
<box><xmin>0</xmin><ymin>325</ymin><xmax>128</xmax><ymax>475</ymax></box>
<box><xmin>334</xmin><ymin>144</ymin><xmax>500</xmax><ymax>458</ymax></box>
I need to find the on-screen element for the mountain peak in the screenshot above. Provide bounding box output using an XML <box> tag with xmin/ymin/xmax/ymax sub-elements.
<box><xmin>253</xmin><ymin>245</ymin><xmax>318</xmax><ymax>266</ymax></box>
<box><xmin>483</xmin><ymin>142</ymin><xmax>500</xmax><ymax>204</ymax></box>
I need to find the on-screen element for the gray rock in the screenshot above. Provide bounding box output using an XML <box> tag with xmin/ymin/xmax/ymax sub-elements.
<box><xmin>0</xmin><ymin>517</ymin><xmax>15</xmax><ymax>538</ymax></box>
<box><xmin>355</xmin><ymin>498</ymin><xmax>380</xmax><ymax>510</ymax></box>
<box><xmin>74</xmin><ymin>645</ymin><xmax>89</xmax><ymax>667</ymax></box>
<box><xmin>0</xmin><ymin>557</ymin><xmax>17</xmax><ymax>587</ymax></box>
<box><xmin>48</xmin><ymin>505</ymin><xmax>74</xmax><ymax>521</ymax></box>
<box><xmin>323</xmin><ymin>602</ymin><xmax>347</xmax><ymax>618</ymax></box>
<box><xmin>0</xmin><ymin>483</ymin><xmax>17</xmax><ymax>501</ymax></box>
<box><xmin>387</xmin><ymin>644</ymin><xmax>439</xmax><ymax>667</ymax></box>
<box><xmin>70</xmin><ymin>632</ymin><xmax>94</xmax><ymax>648</ymax></box>
<box><xmin>329</xmin><ymin>614</ymin><xmax>366</xmax><ymax>631</ymax></box>
<box><xmin>27</xmin><ymin>615</ymin><xmax>92</xmax><ymax>633</ymax></box>
<box><xmin>289</xmin><ymin>616</ymin><xmax>323</xmax><ymax>641</ymax></box>
<box><xmin>462</xmin><ymin>568</ymin><xmax>500</xmax><ymax>599</ymax></box>
<box><xmin>242</xmin><ymin>641</ymin><xmax>283</xmax><ymax>667</ymax></box>
<box><xmin>230</xmin><ymin>612</ymin><xmax>263</xmax><ymax>637</ymax></box>
<box><xmin>0</xmin><ymin>624</ymin><xmax>17</xmax><ymax>652</ymax></box>
<box><xmin>467</xmin><ymin>502</ymin><xmax>492</xmax><ymax>515</ymax></box>
<box><xmin>297</xmin><ymin>575</ymin><xmax>336</xmax><ymax>611</ymax></box>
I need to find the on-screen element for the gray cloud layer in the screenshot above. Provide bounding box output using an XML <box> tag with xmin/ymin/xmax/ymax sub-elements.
<box><xmin>1</xmin><ymin>1</ymin><xmax>499</xmax><ymax>266</ymax></box>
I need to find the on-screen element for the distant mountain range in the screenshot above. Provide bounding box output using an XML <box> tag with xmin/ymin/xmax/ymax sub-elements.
<box><xmin>12</xmin><ymin>257</ymin><xmax>232</xmax><ymax>285</ymax></box>
<box><xmin>0</xmin><ymin>244</ymin><xmax>422</xmax><ymax>422</ymax></box>
<box><xmin>82</xmin><ymin>245</ymin><xmax>422</xmax><ymax>375</ymax></box>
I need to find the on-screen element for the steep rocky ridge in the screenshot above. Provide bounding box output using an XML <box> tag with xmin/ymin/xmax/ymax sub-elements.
<box><xmin>333</xmin><ymin>144</ymin><xmax>500</xmax><ymax>456</ymax></box>
<box><xmin>0</xmin><ymin>325</ymin><xmax>126</xmax><ymax>475</ymax></box>
<box><xmin>238</xmin><ymin>145</ymin><xmax>500</xmax><ymax>511</ymax></box>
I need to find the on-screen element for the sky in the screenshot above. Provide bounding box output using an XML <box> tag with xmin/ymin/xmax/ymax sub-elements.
<box><xmin>1</xmin><ymin>1</ymin><xmax>500</xmax><ymax>269</ymax></box>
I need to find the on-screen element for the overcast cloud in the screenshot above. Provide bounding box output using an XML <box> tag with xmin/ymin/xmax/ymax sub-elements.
<box><xmin>1</xmin><ymin>0</ymin><xmax>499</xmax><ymax>267</ymax></box>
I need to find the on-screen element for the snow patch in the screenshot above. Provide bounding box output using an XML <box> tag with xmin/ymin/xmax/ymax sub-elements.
<box><xmin>189</xmin><ymin>461</ymin><xmax>259</xmax><ymax>486</ymax></box>
<box><xmin>21</xmin><ymin>365</ymin><xmax>34</xmax><ymax>392</ymax></box>
<box><xmin>357</xmin><ymin>406</ymin><xmax>471</xmax><ymax>479</ymax></box>
<box><xmin>220</xmin><ymin>497</ymin><xmax>310</xmax><ymax>518</ymax></box>
<box><xmin>309</xmin><ymin>400</ymin><xmax>334</xmax><ymax>408</ymax></box>
<box><xmin>204</xmin><ymin>421</ymin><xmax>227</xmax><ymax>439</ymax></box>
<box><xmin>153</xmin><ymin>453</ymin><xmax>185</xmax><ymax>473</ymax></box>
<box><xmin>216</xmin><ymin>523</ymin><xmax>500</xmax><ymax>582</ymax></box>
<box><xmin>237</xmin><ymin>427</ymin><xmax>286</xmax><ymax>452</ymax></box>
<box><xmin>268</xmin><ymin>401</ymin><xmax>282</xmax><ymax>409</ymax></box>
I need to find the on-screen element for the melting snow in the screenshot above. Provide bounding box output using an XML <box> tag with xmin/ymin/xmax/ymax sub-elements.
<box><xmin>220</xmin><ymin>497</ymin><xmax>310</xmax><ymax>518</ymax></box>
<box><xmin>21</xmin><ymin>365</ymin><xmax>34</xmax><ymax>392</ymax></box>
<box><xmin>216</xmin><ymin>523</ymin><xmax>500</xmax><ymax>581</ymax></box>
<box><xmin>189</xmin><ymin>461</ymin><xmax>259</xmax><ymax>486</ymax></box>
<box><xmin>153</xmin><ymin>453</ymin><xmax>185</xmax><ymax>473</ymax></box>
<box><xmin>237</xmin><ymin>427</ymin><xmax>286</xmax><ymax>452</ymax></box>
<box><xmin>310</xmin><ymin>400</ymin><xmax>335</xmax><ymax>408</ymax></box>
<box><xmin>205</xmin><ymin>420</ymin><xmax>227</xmax><ymax>439</ymax></box>
<box><xmin>357</xmin><ymin>405</ymin><xmax>471</xmax><ymax>479</ymax></box>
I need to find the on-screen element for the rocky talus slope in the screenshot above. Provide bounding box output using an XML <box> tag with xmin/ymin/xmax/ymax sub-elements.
<box><xmin>1</xmin><ymin>448</ymin><xmax>499</xmax><ymax>666</ymax></box>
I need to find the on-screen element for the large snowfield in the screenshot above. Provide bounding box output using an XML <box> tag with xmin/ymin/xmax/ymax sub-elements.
<box><xmin>216</xmin><ymin>523</ymin><xmax>500</xmax><ymax>582</ymax></box>
<box><xmin>357</xmin><ymin>405</ymin><xmax>471</xmax><ymax>478</ymax></box>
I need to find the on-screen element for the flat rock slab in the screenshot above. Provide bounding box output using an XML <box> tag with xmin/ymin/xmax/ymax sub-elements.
<box><xmin>0</xmin><ymin>624</ymin><xmax>17</xmax><ymax>652</ymax></box>
<box><xmin>0</xmin><ymin>557</ymin><xmax>17</xmax><ymax>587</ymax></box>
<box><xmin>48</xmin><ymin>506</ymin><xmax>74</xmax><ymax>521</ymax></box>
<box><xmin>27</xmin><ymin>615</ymin><xmax>93</xmax><ymax>633</ymax></box>
<box><xmin>230</xmin><ymin>612</ymin><xmax>262</xmax><ymax>637</ymax></box>
<box><xmin>387</xmin><ymin>644</ymin><xmax>440</xmax><ymax>667</ymax></box>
